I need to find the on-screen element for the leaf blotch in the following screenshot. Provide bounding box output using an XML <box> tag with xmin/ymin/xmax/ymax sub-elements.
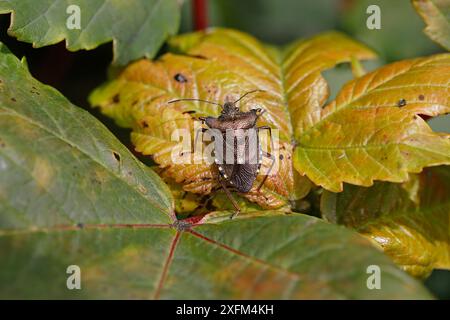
<box><xmin>112</xmin><ymin>151</ymin><xmax>121</xmax><ymax>162</ymax></box>
<box><xmin>30</xmin><ymin>88</ymin><xmax>40</xmax><ymax>95</ymax></box>
<box><xmin>91</xmin><ymin>177</ymin><xmax>102</xmax><ymax>185</ymax></box>
<box><xmin>137</xmin><ymin>184</ymin><xmax>147</xmax><ymax>194</ymax></box>
<box><xmin>112</xmin><ymin>94</ymin><xmax>120</xmax><ymax>103</ymax></box>
<box><xmin>174</xmin><ymin>73</ymin><xmax>188</xmax><ymax>83</ymax></box>
<box><xmin>187</xmin><ymin>54</ymin><xmax>207</xmax><ymax>60</ymax></box>
<box><xmin>32</xmin><ymin>158</ymin><xmax>54</xmax><ymax>189</ymax></box>
<box><xmin>397</xmin><ymin>99</ymin><xmax>407</xmax><ymax>107</ymax></box>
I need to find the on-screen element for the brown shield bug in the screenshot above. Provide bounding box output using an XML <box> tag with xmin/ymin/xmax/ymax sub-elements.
<box><xmin>169</xmin><ymin>90</ymin><xmax>275</xmax><ymax>218</ymax></box>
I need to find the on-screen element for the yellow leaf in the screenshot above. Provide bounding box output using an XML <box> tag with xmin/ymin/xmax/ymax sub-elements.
<box><xmin>294</xmin><ymin>54</ymin><xmax>450</xmax><ymax>192</ymax></box>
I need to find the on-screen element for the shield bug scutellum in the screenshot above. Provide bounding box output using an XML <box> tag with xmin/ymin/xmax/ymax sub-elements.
<box><xmin>169</xmin><ymin>90</ymin><xmax>276</xmax><ymax>218</ymax></box>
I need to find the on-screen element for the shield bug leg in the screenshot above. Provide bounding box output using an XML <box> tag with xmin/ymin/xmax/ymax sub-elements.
<box><xmin>168</xmin><ymin>98</ymin><xmax>223</xmax><ymax>108</ymax></box>
<box><xmin>195</xmin><ymin>116</ymin><xmax>207</xmax><ymax>123</ymax></box>
<box><xmin>192</xmin><ymin>117</ymin><xmax>211</xmax><ymax>159</ymax></box>
<box><xmin>256</xmin><ymin>150</ymin><xmax>276</xmax><ymax>191</ymax></box>
<box><xmin>196</xmin><ymin>189</ymin><xmax>220</xmax><ymax>211</ymax></box>
<box><xmin>217</xmin><ymin>173</ymin><xmax>241</xmax><ymax>219</ymax></box>
<box><xmin>193</xmin><ymin>126</ymin><xmax>208</xmax><ymax>153</ymax></box>
<box><xmin>255</xmin><ymin>126</ymin><xmax>275</xmax><ymax>191</ymax></box>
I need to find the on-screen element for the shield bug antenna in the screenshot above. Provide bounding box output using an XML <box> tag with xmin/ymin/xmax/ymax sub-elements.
<box><xmin>233</xmin><ymin>89</ymin><xmax>266</xmax><ymax>105</ymax></box>
<box><xmin>168</xmin><ymin>98</ymin><xmax>223</xmax><ymax>108</ymax></box>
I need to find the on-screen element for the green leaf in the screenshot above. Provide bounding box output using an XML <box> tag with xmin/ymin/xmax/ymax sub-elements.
<box><xmin>0</xmin><ymin>42</ymin><xmax>431</xmax><ymax>298</ymax></box>
<box><xmin>413</xmin><ymin>0</ymin><xmax>450</xmax><ymax>51</ymax></box>
<box><xmin>0</xmin><ymin>213</ymin><xmax>433</xmax><ymax>299</ymax></box>
<box><xmin>0</xmin><ymin>42</ymin><xmax>174</xmax><ymax>227</ymax></box>
<box><xmin>321</xmin><ymin>166</ymin><xmax>450</xmax><ymax>278</ymax></box>
<box><xmin>0</xmin><ymin>0</ymin><xmax>180</xmax><ymax>65</ymax></box>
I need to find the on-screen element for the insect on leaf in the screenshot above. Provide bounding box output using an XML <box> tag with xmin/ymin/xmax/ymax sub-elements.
<box><xmin>90</xmin><ymin>28</ymin><xmax>376</xmax><ymax>209</ymax></box>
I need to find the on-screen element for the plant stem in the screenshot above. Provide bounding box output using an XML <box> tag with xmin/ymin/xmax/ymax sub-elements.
<box><xmin>192</xmin><ymin>0</ymin><xmax>208</xmax><ymax>30</ymax></box>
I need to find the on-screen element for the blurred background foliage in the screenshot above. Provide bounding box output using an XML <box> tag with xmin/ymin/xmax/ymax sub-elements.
<box><xmin>0</xmin><ymin>0</ymin><xmax>448</xmax><ymax>298</ymax></box>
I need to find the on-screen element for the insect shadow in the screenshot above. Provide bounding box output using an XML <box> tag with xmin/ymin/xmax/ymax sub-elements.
<box><xmin>169</xmin><ymin>90</ymin><xmax>275</xmax><ymax>218</ymax></box>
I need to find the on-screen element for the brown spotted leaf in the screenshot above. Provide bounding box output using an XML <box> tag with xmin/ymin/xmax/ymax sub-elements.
<box><xmin>321</xmin><ymin>166</ymin><xmax>450</xmax><ymax>278</ymax></box>
<box><xmin>294</xmin><ymin>54</ymin><xmax>450</xmax><ymax>192</ymax></box>
<box><xmin>90</xmin><ymin>28</ymin><xmax>375</xmax><ymax>209</ymax></box>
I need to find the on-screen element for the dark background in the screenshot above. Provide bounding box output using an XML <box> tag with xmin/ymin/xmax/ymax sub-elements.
<box><xmin>0</xmin><ymin>0</ymin><xmax>448</xmax><ymax>299</ymax></box>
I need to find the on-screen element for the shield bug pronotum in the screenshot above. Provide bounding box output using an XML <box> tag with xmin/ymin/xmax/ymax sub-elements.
<box><xmin>169</xmin><ymin>90</ymin><xmax>276</xmax><ymax>218</ymax></box>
